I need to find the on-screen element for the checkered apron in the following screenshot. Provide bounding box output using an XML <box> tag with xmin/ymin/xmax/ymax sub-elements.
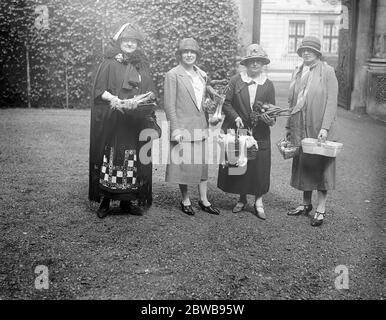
<box><xmin>99</xmin><ymin>146</ymin><xmax>138</xmax><ymax>192</ymax></box>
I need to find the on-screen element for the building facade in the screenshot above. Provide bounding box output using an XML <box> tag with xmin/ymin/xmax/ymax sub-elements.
<box><xmin>234</xmin><ymin>0</ymin><xmax>386</xmax><ymax>120</ymax></box>
<box><xmin>338</xmin><ymin>0</ymin><xmax>386</xmax><ymax>120</ymax></box>
<box><xmin>234</xmin><ymin>0</ymin><xmax>341</xmax><ymax>71</ymax></box>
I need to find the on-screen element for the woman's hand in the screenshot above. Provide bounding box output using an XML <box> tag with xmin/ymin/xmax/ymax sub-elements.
<box><xmin>235</xmin><ymin>117</ymin><xmax>244</xmax><ymax>129</ymax></box>
<box><xmin>260</xmin><ymin>113</ymin><xmax>275</xmax><ymax>126</ymax></box>
<box><xmin>101</xmin><ymin>91</ymin><xmax>125</xmax><ymax>113</ymax></box>
<box><xmin>318</xmin><ymin>129</ymin><xmax>328</xmax><ymax>143</ymax></box>
<box><xmin>123</xmin><ymin>98</ymin><xmax>138</xmax><ymax>110</ymax></box>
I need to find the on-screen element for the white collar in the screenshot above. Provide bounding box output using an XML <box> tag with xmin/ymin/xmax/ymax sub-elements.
<box><xmin>240</xmin><ymin>71</ymin><xmax>267</xmax><ymax>85</ymax></box>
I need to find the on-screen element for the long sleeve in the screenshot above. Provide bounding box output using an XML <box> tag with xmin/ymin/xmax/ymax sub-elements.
<box><xmin>163</xmin><ymin>70</ymin><xmax>179</xmax><ymax>141</ymax></box>
<box><xmin>222</xmin><ymin>77</ymin><xmax>239</xmax><ymax>121</ymax></box>
<box><xmin>267</xmin><ymin>81</ymin><xmax>276</xmax><ymax>105</ymax></box>
<box><xmin>321</xmin><ymin>67</ymin><xmax>338</xmax><ymax>131</ymax></box>
<box><xmin>286</xmin><ymin>68</ymin><xmax>298</xmax><ymax>129</ymax></box>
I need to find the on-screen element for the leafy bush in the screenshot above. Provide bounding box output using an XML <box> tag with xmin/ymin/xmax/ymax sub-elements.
<box><xmin>0</xmin><ymin>0</ymin><xmax>240</xmax><ymax>108</ymax></box>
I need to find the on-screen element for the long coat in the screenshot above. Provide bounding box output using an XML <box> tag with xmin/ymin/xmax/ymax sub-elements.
<box><xmin>217</xmin><ymin>73</ymin><xmax>275</xmax><ymax>197</ymax></box>
<box><xmin>286</xmin><ymin>60</ymin><xmax>339</xmax><ymax>145</ymax></box>
<box><xmin>89</xmin><ymin>53</ymin><xmax>156</xmax><ymax>204</ymax></box>
<box><xmin>286</xmin><ymin>60</ymin><xmax>338</xmax><ymax>191</ymax></box>
<box><xmin>163</xmin><ymin>64</ymin><xmax>210</xmax><ymax>185</ymax></box>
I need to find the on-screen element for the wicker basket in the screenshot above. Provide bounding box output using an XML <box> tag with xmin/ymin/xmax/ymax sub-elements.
<box><xmin>276</xmin><ymin>138</ymin><xmax>299</xmax><ymax>160</ymax></box>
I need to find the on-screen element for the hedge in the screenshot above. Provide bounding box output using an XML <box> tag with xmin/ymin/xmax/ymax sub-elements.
<box><xmin>0</xmin><ymin>0</ymin><xmax>240</xmax><ymax>108</ymax></box>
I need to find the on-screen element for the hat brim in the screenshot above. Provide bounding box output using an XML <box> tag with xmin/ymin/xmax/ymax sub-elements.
<box><xmin>176</xmin><ymin>49</ymin><xmax>201</xmax><ymax>58</ymax></box>
<box><xmin>297</xmin><ymin>46</ymin><xmax>322</xmax><ymax>57</ymax></box>
<box><xmin>240</xmin><ymin>57</ymin><xmax>270</xmax><ymax>66</ymax></box>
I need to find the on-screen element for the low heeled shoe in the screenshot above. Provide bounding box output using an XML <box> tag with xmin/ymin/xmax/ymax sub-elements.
<box><xmin>198</xmin><ymin>200</ymin><xmax>220</xmax><ymax>215</ymax></box>
<box><xmin>287</xmin><ymin>204</ymin><xmax>313</xmax><ymax>216</ymax></box>
<box><xmin>97</xmin><ymin>199</ymin><xmax>110</xmax><ymax>219</ymax></box>
<box><xmin>254</xmin><ymin>204</ymin><xmax>266</xmax><ymax>220</ymax></box>
<box><xmin>120</xmin><ymin>200</ymin><xmax>143</xmax><ymax>216</ymax></box>
<box><xmin>232</xmin><ymin>202</ymin><xmax>246</xmax><ymax>213</ymax></box>
<box><xmin>311</xmin><ymin>211</ymin><xmax>325</xmax><ymax>227</ymax></box>
<box><xmin>180</xmin><ymin>201</ymin><xmax>195</xmax><ymax>216</ymax></box>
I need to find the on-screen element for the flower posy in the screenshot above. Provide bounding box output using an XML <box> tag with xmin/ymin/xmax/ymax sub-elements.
<box><xmin>250</xmin><ymin>101</ymin><xmax>290</xmax><ymax>127</ymax></box>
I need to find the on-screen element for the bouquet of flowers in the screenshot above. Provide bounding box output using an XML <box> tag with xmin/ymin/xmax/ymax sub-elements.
<box><xmin>203</xmin><ymin>79</ymin><xmax>228</xmax><ymax>126</ymax></box>
<box><xmin>208</xmin><ymin>94</ymin><xmax>225</xmax><ymax>125</ymax></box>
<box><xmin>250</xmin><ymin>101</ymin><xmax>290</xmax><ymax>127</ymax></box>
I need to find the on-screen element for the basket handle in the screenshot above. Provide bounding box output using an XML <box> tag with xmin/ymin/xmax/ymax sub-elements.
<box><xmin>236</xmin><ymin>127</ymin><xmax>252</xmax><ymax>138</ymax></box>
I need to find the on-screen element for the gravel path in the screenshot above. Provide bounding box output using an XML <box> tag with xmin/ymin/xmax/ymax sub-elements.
<box><xmin>0</xmin><ymin>105</ymin><xmax>384</xmax><ymax>300</ymax></box>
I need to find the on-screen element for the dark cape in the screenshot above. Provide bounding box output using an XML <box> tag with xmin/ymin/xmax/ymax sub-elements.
<box><xmin>89</xmin><ymin>44</ymin><xmax>157</xmax><ymax>205</ymax></box>
<box><xmin>217</xmin><ymin>74</ymin><xmax>275</xmax><ymax>197</ymax></box>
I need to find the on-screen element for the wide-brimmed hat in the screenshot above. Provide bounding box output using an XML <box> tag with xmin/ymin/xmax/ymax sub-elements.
<box><xmin>176</xmin><ymin>38</ymin><xmax>201</xmax><ymax>57</ymax></box>
<box><xmin>240</xmin><ymin>44</ymin><xmax>270</xmax><ymax>66</ymax></box>
<box><xmin>296</xmin><ymin>36</ymin><xmax>322</xmax><ymax>57</ymax></box>
<box><xmin>112</xmin><ymin>23</ymin><xmax>144</xmax><ymax>43</ymax></box>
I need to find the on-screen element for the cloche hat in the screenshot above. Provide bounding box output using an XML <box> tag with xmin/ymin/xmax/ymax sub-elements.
<box><xmin>296</xmin><ymin>36</ymin><xmax>322</xmax><ymax>57</ymax></box>
<box><xmin>240</xmin><ymin>44</ymin><xmax>270</xmax><ymax>65</ymax></box>
<box><xmin>176</xmin><ymin>38</ymin><xmax>201</xmax><ymax>58</ymax></box>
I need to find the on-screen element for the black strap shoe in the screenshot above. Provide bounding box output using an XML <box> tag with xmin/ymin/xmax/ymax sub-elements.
<box><xmin>129</xmin><ymin>202</ymin><xmax>144</xmax><ymax>216</ymax></box>
<box><xmin>311</xmin><ymin>211</ymin><xmax>325</xmax><ymax>227</ymax></box>
<box><xmin>232</xmin><ymin>201</ymin><xmax>246</xmax><ymax>213</ymax></box>
<box><xmin>180</xmin><ymin>201</ymin><xmax>195</xmax><ymax>216</ymax></box>
<box><xmin>198</xmin><ymin>200</ymin><xmax>220</xmax><ymax>215</ymax></box>
<box><xmin>287</xmin><ymin>204</ymin><xmax>312</xmax><ymax>216</ymax></box>
<box><xmin>119</xmin><ymin>200</ymin><xmax>143</xmax><ymax>216</ymax></box>
<box><xmin>97</xmin><ymin>198</ymin><xmax>110</xmax><ymax>219</ymax></box>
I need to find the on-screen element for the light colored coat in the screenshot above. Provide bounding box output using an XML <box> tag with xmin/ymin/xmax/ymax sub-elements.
<box><xmin>163</xmin><ymin>64</ymin><xmax>209</xmax><ymax>142</ymax></box>
<box><xmin>287</xmin><ymin>60</ymin><xmax>339</xmax><ymax>146</ymax></box>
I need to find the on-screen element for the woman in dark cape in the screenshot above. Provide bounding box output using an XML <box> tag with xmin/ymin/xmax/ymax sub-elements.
<box><xmin>89</xmin><ymin>23</ymin><xmax>158</xmax><ymax>218</ymax></box>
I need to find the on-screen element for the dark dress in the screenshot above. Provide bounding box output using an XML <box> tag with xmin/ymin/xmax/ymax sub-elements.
<box><xmin>89</xmin><ymin>49</ymin><xmax>157</xmax><ymax>206</ymax></box>
<box><xmin>217</xmin><ymin>74</ymin><xmax>275</xmax><ymax>197</ymax></box>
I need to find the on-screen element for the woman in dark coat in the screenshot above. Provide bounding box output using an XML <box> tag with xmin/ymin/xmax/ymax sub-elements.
<box><xmin>217</xmin><ymin>44</ymin><xmax>275</xmax><ymax>220</ymax></box>
<box><xmin>89</xmin><ymin>22</ymin><xmax>158</xmax><ymax>218</ymax></box>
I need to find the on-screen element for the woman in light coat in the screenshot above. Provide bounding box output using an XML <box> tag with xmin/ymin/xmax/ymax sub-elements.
<box><xmin>286</xmin><ymin>36</ymin><xmax>339</xmax><ymax>227</ymax></box>
<box><xmin>163</xmin><ymin>38</ymin><xmax>220</xmax><ymax>216</ymax></box>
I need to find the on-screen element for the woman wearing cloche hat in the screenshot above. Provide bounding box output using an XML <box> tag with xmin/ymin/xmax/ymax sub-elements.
<box><xmin>217</xmin><ymin>43</ymin><xmax>276</xmax><ymax>220</ymax></box>
<box><xmin>285</xmin><ymin>35</ymin><xmax>339</xmax><ymax>227</ymax></box>
<box><xmin>163</xmin><ymin>37</ymin><xmax>221</xmax><ymax>216</ymax></box>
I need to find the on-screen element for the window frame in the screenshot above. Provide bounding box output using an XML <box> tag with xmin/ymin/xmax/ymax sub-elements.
<box><xmin>288</xmin><ymin>20</ymin><xmax>306</xmax><ymax>54</ymax></box>
<box><xmin>322</xmin><ymin>21</ymin><xmax>339</xmax><ymax>54</ymax></box>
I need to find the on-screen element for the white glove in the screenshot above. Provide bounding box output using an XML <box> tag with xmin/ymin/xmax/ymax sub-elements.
<box><xmin>123</xmin><ymin>99</ymin><xmax>138</xmax><ymax>110</ymax></box>
<box><xmin>101</xmin><ymin>91</ymin><xmax>123</xmax><ymax>111</ymax></box>
<box><xmin>235</xmin><ymin>117</ymin><xmax>244</xmax><ymax>128</ymax></box>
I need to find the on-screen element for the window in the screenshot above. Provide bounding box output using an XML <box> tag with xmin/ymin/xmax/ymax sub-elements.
<box><xmin>288</xmin><ymin>20</ymin><xmax>305</xmax><ymax>53</ymax></box>
<box><xmin>323</xmin><ymin>22</ymin><xmax>339</xmax><ymax>54</ymax></box>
